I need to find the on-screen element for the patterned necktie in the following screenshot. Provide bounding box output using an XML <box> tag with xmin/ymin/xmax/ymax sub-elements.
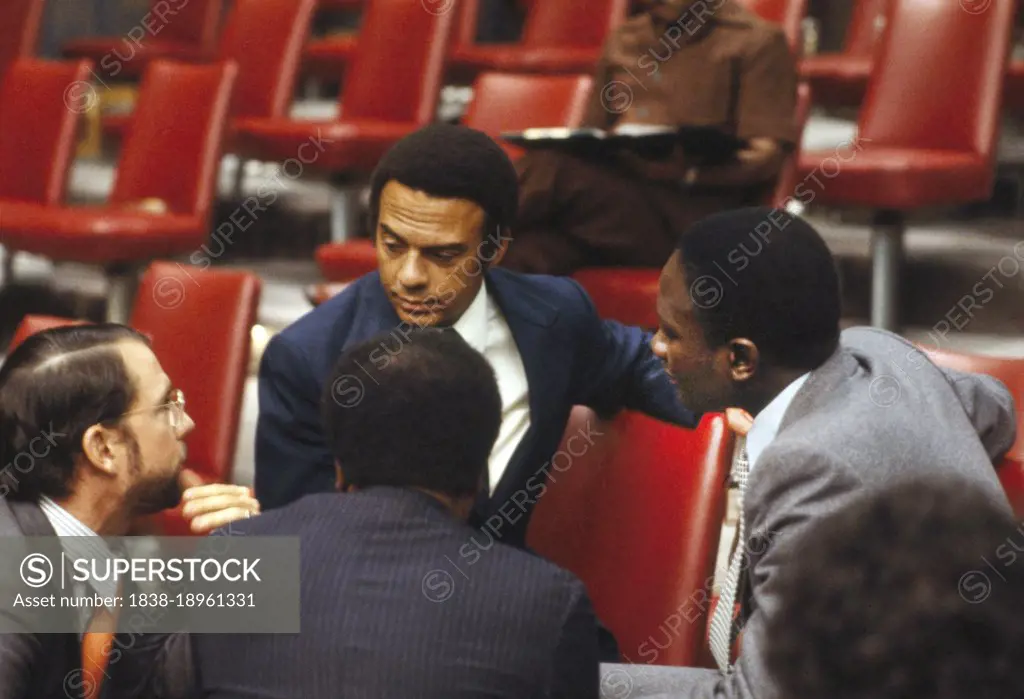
<box><xmin>709</xmin><ymin>436</ymin><xmax>749</xmax><ymax>674</ymax></box>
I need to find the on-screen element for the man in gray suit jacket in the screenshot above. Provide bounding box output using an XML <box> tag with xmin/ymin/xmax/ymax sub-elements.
<box><xmin>601</xmin><ymin>207</ymin><xmax>1017</xmax><ymax>699</ymax></box>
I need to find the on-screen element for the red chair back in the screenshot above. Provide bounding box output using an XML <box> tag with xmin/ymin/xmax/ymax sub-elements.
<box><xmin>111</xmin><ymin>60</ymin><xmax>237</xmax><ymax>222</ymax></box>
<box><xmin>771</xmin><ymin>81</ymin><xmax>812</xmax><ymax>207</ymax></box>
<box><xmin>0</xmin><ymin>0</ymin><xmax>45</xmax><ymax>77</ymax></box>
<box><xmin>464</xmin><ymin>72</ymin><xmax>593</xmax><ymax>158</ymax></box>
<box><xmin>736</xmin><ymin>0</ymin><xmax>807</xmax><ymax>52</ymax></box>
<box><xmin>844</xmin><ymin>0</ymin><xmax>891</xmax><ymax>56</ymax></box>
<box><xmin>130</xmin><ymin>262</ymin><xmax>261</xmax><ymax>484</ymax></box>
<box><xmin>528</xmin><ymin>409</ymin><xmax>732</xmax><ymax>666</ymax></box>
<box><xmin>342</xmin><ymin>0</ymin><xmax>457</xmax><ymax>125</ymax></box>
<box><xmin>522</xmin><ymin>0</ymin><xmax>629</xmax><ymax>47</ymax></box>
<box><xmin>923</xmin><ymin>347</ymin><xmax>1024</xmax><ymax>516</ymax></box>
<box><xmin>218</xmin><ymin>0</ymin><xmax>317</xmax><ymax>120</ymax></box>
<box><xmin>7</xmin><ymin>315</ymin><xmax>84</xmax><ymax>354</ymax></box>
<box><xmin>454</xmin><ymin>0</ymin><xmax>481</xmax><ymax>48</ymax></box>
<box><xmin>0</xmin><ymin>60</ymin><xmax>92</xmax><ymax>206</ymax></box>
<box><xmin>154</xmin><ymin>0</ymin><xmax>224</xmax><ymax>52</ymax></box>
<box><xmin>858</xmin><ymin>0</ymin><xmax>1014</xmax><ymax>158</ymax></box>
<box><xmin>572</xmin><ymin>268</ymin><xmax>661</xmax><ymax>330</ymax></box>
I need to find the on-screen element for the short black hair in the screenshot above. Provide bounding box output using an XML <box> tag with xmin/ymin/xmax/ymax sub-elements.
<box><xmin>766</xmin><ymin>479</ymin><xmax>1024</xmax><ymax>699</ymax></box>
<box><xmin>367</xmin><ymin>123</ymin><xmax>519</xmax><ymax>245</ymax></box>
<box><xmin>0</xmin><ymin>323</ymin><xmax>151</xmax><ymax>501</ymax></box>
<box><xmin>321</xmin><ymin>327</ymin><xmax>502</xmax><ymax>498</ymax></box>
<box><xmin>674</xmin><ymin>207</ymin><xmax>841</xmax><ymax>370</ymax></box>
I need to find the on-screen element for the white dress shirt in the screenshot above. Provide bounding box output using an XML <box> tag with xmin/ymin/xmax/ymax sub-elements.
<box><xmin>452</xmin><ymin>284</ymin><xmax>531</xmax><ymax>494</ymax></box>
<box><xmin>745</xmin><ymin>372</ymin><xmax>811</xmax><ymax>472</ymax></box>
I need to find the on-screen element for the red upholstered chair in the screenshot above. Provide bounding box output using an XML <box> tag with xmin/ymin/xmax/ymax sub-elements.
<box><xmin>304</xmin><ymin>0</ymin><xmax>479</xmax><ymax>80</ymax></box>
<box><xmin>0</xmin><ymin>0</ymin><xmax>45</xmax><ymax>79</ymax></box>
<box><xmin>527</xmin><ymin>409</ymin><xmax>733</xmax><ymax>666</ymax></box>
<box><xmin>798</xmin><ymin>0</ymin><xmax>890</xmax><ymax>108</ymax></box>
<box><xmin>448</xmin><ymin>0</ymin><xmax>629</xmax><ymax>81</ymax></box>
<box><xmin>466</xmin><ymin>71</ymin><xmax>593</xmax><ymax>160</ymax></box>
<box><xmin>797</xmin><ymin>0</ymin><xmax>1015</xmax><ymax>331</ymax></box>
<box><xmin>313</xmin><ymin>71</ymin><xmax>594</xmax><ymax>283</ymax></box>
<box><xmin>572</xmin><ymin>269</ymin><xmax>661</xmax><ymax>330</ymax></box>
<box><xmin>131</xmin><ymin>261</ymin><xmax>261</xmax><ymax>535</ymax></box>
<box><xmin>102</xmin><ymin>0</ymin><xmax>318</xmax><ymax>140</ymax></box>
<box><xmin>922</xmin><ymin>347</ymin><xmax>1024</xmax><ymax>516</ymax></box>
<box><xmin>736</xmin><ymin>0</ymin><xmax>807</xmax><ymax>53</ymax></box>
<box><xmin>1007</xmin><ymin>59</ymin><xmax>1024</xmax><ymax>119</ymax></box>
<box><xmin>0</xmin><ymin>60</ymin><xmax>238</xmax><ymax>322</ymax></box>
<box><xmin>0</xmin><ymin>60</ymin><xmax>92</xmax><ymax>209</ymax></box>
<box><xmin>7</xmin><ymin>315</ymin><xmax>85</xmax><ymax>353</ymax></box>
<box><xmin>0</xmin><ymin>59</ymin><xmax>93</xmax><ymax>283</ymax></box>
<box><xmin>771</xmin><ymin>80</ymin><xmax>812</xmax><ymax>208</ymax></box>
<box><xmin>61</xmin><ymin>0</ymin><xmax>224</xmax><ymax>78</ymax></box>
<box><xmin>131</xmin><ymin>262</ymin><xmax>260</xmax><ymax>487</ymax></box>
<box><xmin>234</xmin><ymin>0</ymin><xmax>456</xmax><ymax>242</ymax></box>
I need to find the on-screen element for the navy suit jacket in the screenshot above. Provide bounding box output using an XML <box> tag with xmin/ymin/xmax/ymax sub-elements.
<box><xmin>255</xmin><ymin>268</ymin><xmax>695</xmax><ymax>544</ymax></box>
<box><xmin>187</xmin><ymin>487</ymin><xmax>600</xmax><ymax>699</ymax></box>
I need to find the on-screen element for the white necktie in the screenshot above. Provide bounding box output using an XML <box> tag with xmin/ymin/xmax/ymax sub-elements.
<box><xmin>709</xmin><ymin>437</ymin><xmax>749</xmax><ymax>673</ymax></box>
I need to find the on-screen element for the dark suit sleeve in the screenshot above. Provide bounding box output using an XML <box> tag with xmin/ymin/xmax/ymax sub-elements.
<box><xmin>0</xmin><ymin>633</ymin><xmax>35</xmax><ymax>699</ymax></box>
<box><xmin>550</xmin><ymin>581</ymin><xmax>600</xmax><ymax>699</ymax></box>
<box><xmin>254</xmin><ymin>333</ymin><xmax>335</xmax><ymax>510</ymax></box>
<box><xmin>566</xmin><ymin>280</ymin><xmax>697</xmax><ymax>427</ymax></box>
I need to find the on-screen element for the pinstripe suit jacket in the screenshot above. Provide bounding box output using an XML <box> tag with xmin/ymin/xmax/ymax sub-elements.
<box><xmin>187</xmin><ymin>487</ymin><xmax>600</xmax><ymax>698</ymax></box>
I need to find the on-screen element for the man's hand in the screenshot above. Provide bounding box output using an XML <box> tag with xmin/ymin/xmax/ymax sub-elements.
<box><xmin>178</xmin><ymin>469</ymin><xmax>261</xmax><ymax>534</ymax></box>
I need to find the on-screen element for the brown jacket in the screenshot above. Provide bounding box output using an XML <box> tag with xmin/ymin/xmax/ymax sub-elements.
<box><xmin>582</xmin><ymin>0</ymin><xmax>798</xmax><ymax>146</ymax></box>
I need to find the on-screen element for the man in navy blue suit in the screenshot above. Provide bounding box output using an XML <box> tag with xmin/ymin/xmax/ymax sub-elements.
<box><xmin>255</xmin><ymin>123</ymin><xmax>696</xmax><ymax>545</ymax></box>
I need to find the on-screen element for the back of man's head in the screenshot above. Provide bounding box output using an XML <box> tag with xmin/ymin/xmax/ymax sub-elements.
<box><xmin>0</xmin><ymin>324</ymin><xmax>150</xmax><ymax>501</ymax></box>
<box><xmin>675</xmin><ymin>206</ymin><xmax>842</xmax><ymax>370</ymax></box>
<box><xmin>766</xmin><ymin>478</ymin><xmax>1024</xmax><ymax>699</ymax></box>
<box><xmin>321</xmin><ymin>328</ymin><xmax>502</xmax><ymax>499</ymax></box>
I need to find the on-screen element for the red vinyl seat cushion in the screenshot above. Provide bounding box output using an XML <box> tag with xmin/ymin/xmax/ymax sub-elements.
<box><xmin>450</xmin><ymin>45</ymin><xmax>602</xmax><ymax>74</ymax></box>
<box><xmin>796</xmin><ymin>148</ymin><xmax>990</xmax><ymax>209</ymax></box>
<box><xmin>0</xmin><ymin>201</ymin><xmax>204</xmax><ymax>263</ymax></box>
<box><xmin>232</xmin><ymin>118</ymin><xmax>421</xmax><ymax>172</ymax></box>
<box><xmin>799</xmin><ymin>54</ymin><xmax>873</xmax><ymax>81</ymax></box>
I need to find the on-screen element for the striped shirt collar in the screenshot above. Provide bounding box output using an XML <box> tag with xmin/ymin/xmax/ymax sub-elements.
<box><xmin>38</xmin><ymin>496</ymin><xmax>120</xmax><ymax>602</ymax></box>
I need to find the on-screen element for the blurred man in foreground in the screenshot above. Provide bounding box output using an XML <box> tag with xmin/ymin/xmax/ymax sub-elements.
<box><xmin>506</xmin><ymin>0</ymin><xmax>798</xmax><ymax>274</ymax></box>
<box><xmin>0</xmin><ymin>324</ymin><xmax>259</xmax><ymax>699</ymax></box>
<box><xmin>766</xmin><ymin>479</ymin><xmax>1024</xmax><ymax>699</ymax></box>
<box><xmin>255</xmin><ymin>123</ymin><xmax>695</xmax><ymax>545</ymax></box>
<box><xmin>601</xmin><ymin>207</ymin><xmax>1016</xmax><ymax>698</ymax></box>
<box><xmin>137</xmin><ymin>329</ymin><xmax>600</xmax><ymax>699</ymax></box>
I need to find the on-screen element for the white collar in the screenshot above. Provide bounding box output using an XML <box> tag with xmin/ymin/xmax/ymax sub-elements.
<box><xmin>451</xmin><ymin>282</ymin><xmax>490</xmax><ymax>355</ymax></box>
<box><xmin>745</xmin><ymin>372</ymin><xmax>810</xmax><ymax>471</ymax></box>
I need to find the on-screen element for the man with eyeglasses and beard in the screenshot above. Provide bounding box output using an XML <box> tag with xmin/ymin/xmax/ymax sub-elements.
<box><xmin>0</xmin><ymin>324</ymin><xmax>260</xmax><ymax>699</ymax></box>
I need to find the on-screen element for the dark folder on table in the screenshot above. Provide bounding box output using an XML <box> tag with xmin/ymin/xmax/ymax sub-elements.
<box><xmin>501</xmin><ymin>126</ymin><xmax>747</xmax><ymax>164</ymax></box>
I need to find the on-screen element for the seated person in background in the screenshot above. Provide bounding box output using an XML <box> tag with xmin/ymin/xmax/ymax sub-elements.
<box><xmin>185</xmin><ymin>329</ymin><xmax>599</xmax><ymax>699</ymax></box>
<box><xmin>609</xmin><ymin>207</ymin><xmax>1016</xmax><ymax>698</ymax></box>
<box><xmin>0</xmin><ymin>324</ymin><xmax>259</xmax><ymax>699</ymax></box>
<box><xmin>255</xmin><ymin>123</ymin><xmax>696</xmax><ymax>547</ymax></box>
<box><xmin>766</xmin><ymin>479</ymin><xmax>1024</xmax><ymax>699</ymax></box>
<box><xmin>505</xmin><ymin>0</ymin><xmax>798</xmax><ymax>275</ymax></box>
